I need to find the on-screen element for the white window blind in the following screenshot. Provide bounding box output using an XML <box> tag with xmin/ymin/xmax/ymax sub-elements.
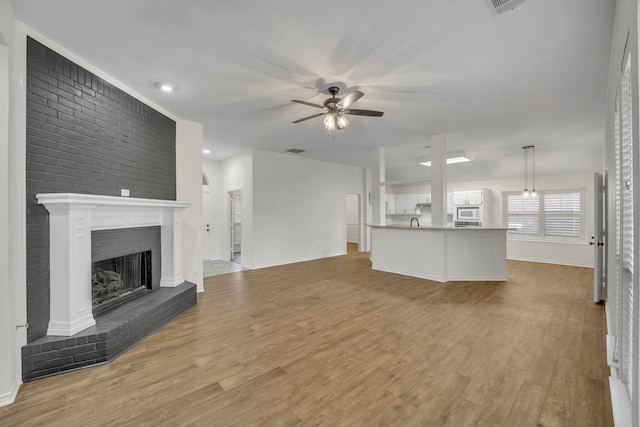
<box><xmin>612</xmin><ymin>89</ymin><xmax>621</xmax><ymax>363</ymax></box>
<box><xmin>505</xmin><ymin>190</ymin><xmax>584</xmax><ymax>242</ymax></box>
<box><xmin>619</xmin><ymin>52</ymin><xmax>634</xmax><ymax>402</ymax></box>
<box><xmin>506</xmin><ymin>195</ymin><xmax>540</xmax><ymax>236</ymax></box>
<box><xmin>543</xmin><ymin>192</ymin><xmax>582</xmax><ymax>240</ymax></box>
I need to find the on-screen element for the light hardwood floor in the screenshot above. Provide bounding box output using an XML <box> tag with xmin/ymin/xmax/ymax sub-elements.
<box><xmin>1</xmin><ymin>244</ymin><xmax>613</xmax><ymax>426</ymax></box>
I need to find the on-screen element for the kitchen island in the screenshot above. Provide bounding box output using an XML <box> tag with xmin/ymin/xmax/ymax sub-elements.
<box><xmin>367</xmin><ymin>225</ymin><xmax>509</xmax><ymax>282</ymax></box>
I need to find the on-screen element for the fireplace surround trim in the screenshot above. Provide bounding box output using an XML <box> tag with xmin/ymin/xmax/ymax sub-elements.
<box><xmin>36</xmin><ymin>193</ymin><xmax>190</xmax><ymax>336</ymax></box>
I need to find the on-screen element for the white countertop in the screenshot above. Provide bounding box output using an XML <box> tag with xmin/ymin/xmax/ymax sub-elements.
<box><xmin>365</xmin><ymin>224</ymin><xmax>510</xmax><ymax>231</ymax></box>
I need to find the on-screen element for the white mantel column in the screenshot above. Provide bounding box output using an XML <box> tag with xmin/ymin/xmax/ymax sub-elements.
<box><xmin>160</xmin><ymin>209</ymin><xmax>185</xmax><ymax>287</ymax></box>
<box><xmin>46</xmin><ymin>203</ymin><xmax>96</xmax><ymax>336</ymax></box>
<box><xmin>430</xmin><ymin>135</ymin><xmax>447</xmax><ymax>228</ymax></box>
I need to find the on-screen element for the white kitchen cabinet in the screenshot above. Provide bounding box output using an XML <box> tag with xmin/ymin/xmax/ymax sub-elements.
<box><xmin>395</xmin><ymin>195</ymin><xmax>407</xmax><ymax>214</ymax></box>
<box><xmin>452</xmin><ymin>191</ymin><xmax>468</xmax><ymax>206</ymax></box>
<box><xmin>387</xmin><ymin>193</ymin><xmax>430</xmax><ymax>214</ymax></box>
<box><xmin>385</xmin><ymin>194</ymin><xmax>396</xmax><ymax>214</ymax></box>
<box><xmin>467</xmin><ymin>190</ymin><xmax>483</xmax><ymax>205</ymax></box>
<box><xmin>417</xmin><ymin>193</ymin><xmax>429</xmax><ymax>204</ymax></box>
<box><xmin>453</xmin><ymin>190</ymin><xmax>484</xmax><ymax>206</ymax></box>
<box><xmin>405</xmin><ymin>195</ymin><xmax>418</xmax><ymax>214</ymax></box>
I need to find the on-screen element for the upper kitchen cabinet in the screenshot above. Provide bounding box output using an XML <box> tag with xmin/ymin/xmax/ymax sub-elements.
<box><xmin>417</xmin><ymin>193</ymin><xmax>431</xmax><ymax>204</ymax></box>
<box><xmin>405</xmin><ymin>194</ymin><xmax>418</xmax><ymax>212</ymax></box>
<box><xmin>386</xmin><ymin>193</ymin><xmax>429</xmax><ymax>215</ymax></box>
<box><xmin>385</xmin><ymin>194</ymin><xmax>396</xmax><ymax>214</ymax></box>
<box><xmin>395</xmin><ymin>195</ymin><xmax>408</xmax><ymax>214</ymax></box>
<box><xmin>452</xmin><ymin>190</ymin><xmax>485</xmax><ymax>206</ymax></box>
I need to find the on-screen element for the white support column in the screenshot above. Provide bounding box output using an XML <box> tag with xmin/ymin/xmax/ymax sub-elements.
<box><xmin>360</xmin><ymin>167</ymin><xmax>371</xmax><ymax>252</ymax></box>
<box><xmin>46</xmin><ymin>204</ymin><xmax>96</xmax><ymax>336</ymax></box>
<box><xmin>430</xmin><ymin>135</ymin><xmax>448</xmax><ymax>228</ymax></box>
<box><xmin>371</xmin><ymin>147</ymin><xmax>386</xmax><ymax>226</ymax></box>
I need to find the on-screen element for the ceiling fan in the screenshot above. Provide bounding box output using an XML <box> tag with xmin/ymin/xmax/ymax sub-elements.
<box><xmin>291</xmin><ymin>86</ymin><xmax>384</xmax><ymax>130</ymax></box>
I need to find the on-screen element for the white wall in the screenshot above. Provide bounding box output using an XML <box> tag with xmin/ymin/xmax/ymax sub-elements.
<box><xmin>251</xmin><ymin>150</ymin><xmax>364</xmax><ymax>269</ymax></box>
<box><xmin>204</xmin><ymin>150</ymin><xmax>365</xmax><ymax>269</ymax></box>
<box><xmin>176</xmin><ymin>120</ymin><xmax>204</xmax><ymax>292</ymax></box>
<box><xmin>389</xmin><ymin>171</ymin><xmax>595</xmax><ymax>267</ymax></box>
<box><xmin>0</xmin><ymin>0</ymin><xmax>23</xmax><ymax>407</ymax></box>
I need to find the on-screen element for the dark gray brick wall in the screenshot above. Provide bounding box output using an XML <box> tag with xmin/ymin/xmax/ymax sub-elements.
<box><xmin>26</xmin><ymin>37</ymin><xmax>177</xmax><ymax>342</ymax></box>
<box><xmin>92</xmin><ymin>227</ymin><xmax>161</xmax><ymax>289</ymax></box>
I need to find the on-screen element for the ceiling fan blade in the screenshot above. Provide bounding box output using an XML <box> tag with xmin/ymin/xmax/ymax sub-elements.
<box><xmin>336</xmin><ymin>90</ymin><xmax>364</xmax><ymax>109</ymax></box>
<box><xmin>342</xmin><ymin>109</ymin><xmax>384</xmax><ymax>117</ymax></box>
<box><xmin>292</xmin><ymin>113</ymin><xmax>326</xmax><ymax>123</ymax></box>
<box><xmin>291</xmin><ymin>99</ymin><xmax>324</xmax><ymax>109</ymax></box>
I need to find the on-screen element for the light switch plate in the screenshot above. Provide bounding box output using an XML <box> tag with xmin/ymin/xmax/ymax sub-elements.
<box><xmin>121</xmin><ymin>189</ymin><xmax>130</xmax><ymax>197</ymax></box>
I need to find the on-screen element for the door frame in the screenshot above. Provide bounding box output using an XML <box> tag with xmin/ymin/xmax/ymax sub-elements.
<box><xmin>228</xmin><ymin>189</ymin><xmax>242</xmax><ymax>262</ymax></box>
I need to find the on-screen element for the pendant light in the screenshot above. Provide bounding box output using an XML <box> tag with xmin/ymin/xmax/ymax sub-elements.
<box><xmin>522</xmin><ymin>145</ymin><xmax>537</xmax><ymax>198</ymax></box>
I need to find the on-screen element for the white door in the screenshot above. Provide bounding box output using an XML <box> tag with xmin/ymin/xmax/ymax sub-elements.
<box><xmin>593</xmin><ymin>172</ymin><xmax>605</xmax><ymax>302</ymax></box>
<box><xmin>202</xmin><ymin>191</ymin><xmax>212</xmax><ymax>260</ymax></box>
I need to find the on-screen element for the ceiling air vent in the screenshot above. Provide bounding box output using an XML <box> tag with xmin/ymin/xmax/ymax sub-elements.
<box><xmin>286</xmin><ymin>148</ymin><xmax>305</xmax><ymax>154</ymax></box>
<box><xmin>484</xmin><ymin>0</ymin><xmax>529</xmax><ymax>17</ymax></box>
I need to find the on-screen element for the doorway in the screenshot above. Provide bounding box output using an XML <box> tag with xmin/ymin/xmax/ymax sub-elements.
<box><xmin>229</xmin><ymin>190</ymin><xmax>242</xmax><ymax>264</ymax></box>
<box><xmin>346</xmin><ymin>193</ymin><xmax>361</xmax><ymax>253</ymax></box>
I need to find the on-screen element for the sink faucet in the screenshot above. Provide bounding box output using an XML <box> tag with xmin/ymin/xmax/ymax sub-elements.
<box><xmin>410</xmin><ymin>217</ymin><xmax>420</xmax><ymax>228</ymax></box>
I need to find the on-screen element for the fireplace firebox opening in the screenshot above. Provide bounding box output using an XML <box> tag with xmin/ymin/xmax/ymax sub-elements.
<box><xmin>92</xmin><ymin>250</ymin><xmax>152</xmax><ymax>315</ymax></box>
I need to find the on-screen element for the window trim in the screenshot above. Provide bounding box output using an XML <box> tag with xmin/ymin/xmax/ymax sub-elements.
<box><xmin>503</xmin><ymin>188</ymin><xmax>586</xmax><ymax>244</ymax></box>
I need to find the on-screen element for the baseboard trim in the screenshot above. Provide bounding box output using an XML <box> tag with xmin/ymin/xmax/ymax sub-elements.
<box><xmin>244</xmin><ymin>252</ymin><xmax>346</xmax><ymax>270</ymax></box>
<box><xmin>506</xmin><ymin>256</ymin><xmax>593</xmax><ymax>268</ymax></box>
<box><xmin>609</xmin><ymin>376</ymin><xmax>632</xmax><ymax>427</ymax></box>
<box><xmin>0</xmin><ymin>379</ymin><xmax>21</xmax><ymax>408</ymax></box>
<box><xmin>371</xmin><ymin>265</ymin><xmax>446</xmax><ymax>283</ymax></box>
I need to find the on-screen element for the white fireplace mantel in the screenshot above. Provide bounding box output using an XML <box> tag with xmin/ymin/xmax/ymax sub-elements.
<box><xmin>37</xmin><ymin>193</ymin><xmax>191</xmax><ymax>336</ymax></box>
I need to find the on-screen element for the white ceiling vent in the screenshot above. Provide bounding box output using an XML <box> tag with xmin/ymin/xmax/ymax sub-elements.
<box><xmin>484</xmin><ymin>0</ymin><xmax>530</xmax><ymax>17</ymax></box>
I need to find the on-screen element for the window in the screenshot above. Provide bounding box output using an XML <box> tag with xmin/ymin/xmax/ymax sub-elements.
<box><xmin>618</xmin><ymin>51</ymin><xmax>634</xmax><ymax>403</ymax></box>
<box><xmin>506</xmin><ymin>194</ymin><xmax>540</xmax><ymax>237</ymax></box>
<box><xmin>504</xmin><ymin>190</ymin><xmax>584</xmax><ymax>242</ymax></box>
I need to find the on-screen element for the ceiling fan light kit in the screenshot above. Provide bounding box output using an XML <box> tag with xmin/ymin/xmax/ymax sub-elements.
<box><xmin>291</xmin><ymin>86</ymin><xmax>383</xmax><ymax>133</ymax></box>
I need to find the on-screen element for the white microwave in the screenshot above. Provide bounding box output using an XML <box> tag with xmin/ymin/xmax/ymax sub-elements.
<box><xmin>456</xmin><ymin>206</ymin><xmax>480</xmax><ymax>221</ymax></box>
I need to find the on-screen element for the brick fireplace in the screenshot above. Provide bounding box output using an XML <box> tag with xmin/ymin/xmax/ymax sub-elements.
<box><xmin>36</xmin><ymin>193</ymin><xmax>190</xmax><ymax>336</ymax></box>
<box><xmin>20</xmin><ymin>193</ymin><xmax>196</xmax><ymax>381</ymax></box>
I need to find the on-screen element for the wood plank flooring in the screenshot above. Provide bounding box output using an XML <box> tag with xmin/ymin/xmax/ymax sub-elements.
<box><xmin>0</xmin><ymin>244</ymin><xmax>613</xmax><ymax>426</ymax></box>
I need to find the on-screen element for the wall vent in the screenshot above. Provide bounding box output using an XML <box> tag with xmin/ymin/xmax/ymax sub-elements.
<box><xmin>286</xmin><ymin>148</ymin><xmax>305</xmax><ymax>154</ymax></box>
<box><xmin>484</xmin><ymin>0</ymin><xmax>529</xmax><ymax>17</ymax></box>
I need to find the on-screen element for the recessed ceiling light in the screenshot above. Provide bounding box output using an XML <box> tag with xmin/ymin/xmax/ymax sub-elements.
<box><xmin>420</xmin><ymin>152</ymin><xmax>470</xmax><ymax>166</ymax></box>
<box><xmin>155</xmin><ymin>81</ymin><xmax>175</xmax><ymax>92</ymax></box>
<box><xmin>202</xmin><ymin>149</ymin><xmax>211</xmax><ymax>154</ymax></box>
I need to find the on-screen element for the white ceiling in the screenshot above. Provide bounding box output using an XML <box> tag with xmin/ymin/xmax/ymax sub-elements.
<box><xmin>10</xmin><ymin>0</ymin><xmax>615</xmax><ymax>184</ymax></box>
